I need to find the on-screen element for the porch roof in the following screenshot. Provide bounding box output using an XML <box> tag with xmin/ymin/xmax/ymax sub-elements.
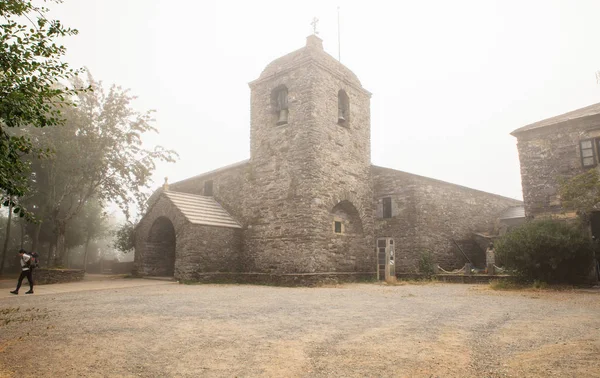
<box><xmin>163</xmin><ymin>191</ymin><xmax>242</xmax><ymax>229</ymax></box>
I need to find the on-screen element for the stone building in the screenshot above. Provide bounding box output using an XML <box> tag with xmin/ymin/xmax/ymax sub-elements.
<box><xmin>511</xmin><ymin>102</ymin><xmax>600</xmax><ymax>220</ymax></box>
<box><xmin>134</xmin><ymin>35</ymin><xmax>521</xmax><ymax>283</ymax></box>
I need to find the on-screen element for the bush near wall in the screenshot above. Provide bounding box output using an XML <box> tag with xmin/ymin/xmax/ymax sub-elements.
<box><xmin>495</xmin><ymin>219</ymin><xmax>595</xmax><ymax>284</ymax></box>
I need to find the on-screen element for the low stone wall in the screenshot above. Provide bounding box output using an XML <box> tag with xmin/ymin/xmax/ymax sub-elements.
<box><xmin>33</xmin><ymin>268</ymin><xmax>85</xmax><ymax>285</ymax></box>
<box><xmin>181</xmin><ymin>272</ymin><xmax>376</xmax><ymax>287</ymax></box>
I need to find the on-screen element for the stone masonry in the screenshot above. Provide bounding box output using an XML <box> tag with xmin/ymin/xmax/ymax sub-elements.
<box><xmin>134</xmin><ymin>35</ymin><xmax>521</xmax><ymax>282</ymax></box>
<box><xmin>511</xmin><ymin>103</ymin><xmax>600</xmax><ymax>218</ymax></box>
<box><xmin>373</xmin><ymin>166</ymin><xmax>521</xmax><ymax>271</ymax></box>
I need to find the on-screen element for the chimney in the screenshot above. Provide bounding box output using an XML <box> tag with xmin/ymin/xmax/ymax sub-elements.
<box><xmin>306</xmin><ymin>34</ymin><xmax>323</xmax><ymax>50</ymax></box>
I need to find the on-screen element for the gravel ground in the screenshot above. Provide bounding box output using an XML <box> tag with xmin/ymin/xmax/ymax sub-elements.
<box><xmin>1</xmin><ymin>282</ymin><xmax>599</xmax><ymax>377</ymax></box>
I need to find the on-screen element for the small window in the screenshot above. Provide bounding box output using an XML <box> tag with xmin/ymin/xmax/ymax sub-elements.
<box><xmin>382</xmin><ymin>197</ymin><xmax>392</xmax><ymax>218</ymax></box>
<box><xmin>580</xmin><ymin>139</ymin><xmax>597</xmax><ymax>168</ymax></box>
<box><xmin>338</xmin><ymin>89</ymin><xmax>350</xmax><ymax>126</ymax></box>
<box><xmin>334</xmin><ymin>221</ymin><xmax>342</xmax><ymax>233</ymax></box>
<box><xmin>204</xmin><ymin>180</ymin><xmax>213</xmax><ymax>196</ymax></box>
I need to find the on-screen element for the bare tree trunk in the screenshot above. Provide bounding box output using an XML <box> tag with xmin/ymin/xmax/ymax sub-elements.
<box><xmin>54</xmin><ymin>220</ymin><xmax>66</xmax><ymax>267</ymax></box>
<box><xmin>65</xmin><ymin>248</ymin><xmax>70</xmax><ymax>268</ymax></box>
<box><xmin>47</xmin><ymin>241</ymin><xmax>56</xmax><ymax>267</ymax></box>
<box><xmin>19</xmin><ymin>217</ymin><xmax>25</xmax><ymax>250</ymax></box>
<box><xmin>31</xmin><ymin>221</ymin><xmax>42</xmax><ymax>254</ymax></box>
<box><xmin>83</xmin><ymin>235</ymin><xmax>91</xmax><ymax>273</ymax></box>
<box><xmin>0</xmin><ymin>200</ymin><xmax>14</xmax><ymax>275</ymax></box>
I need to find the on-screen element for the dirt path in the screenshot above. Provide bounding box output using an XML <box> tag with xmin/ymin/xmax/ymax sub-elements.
<box><xmin>1</xmin><ymin>282</ymin><xmax>599</xmax><ymax>377</ymax></box>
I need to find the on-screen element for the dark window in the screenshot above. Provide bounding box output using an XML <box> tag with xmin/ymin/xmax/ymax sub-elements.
<box><xmin>204</xmin><ymin>180</ymin><xmax>213</xmax><ymax>196</ymax></box>
<box><xmin>580</xmin><ymin>139</ymin><xmax>597</xmax><ymax>168</ymax></box>
<box><xmin>382</xmin><ymin>197</ymin><xmax>392</xmax><ymax>218</ymax></box>
<box><xmin>334</xmin><ymin>221</ymin><xmax>342</xmax><ymax>233</ymax></box>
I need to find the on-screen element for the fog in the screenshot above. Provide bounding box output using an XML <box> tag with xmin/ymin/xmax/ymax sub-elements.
<box><xmin>51</xmin><ymin>0</ymin><xmax>600</xmax><ymax>204</ymax></box>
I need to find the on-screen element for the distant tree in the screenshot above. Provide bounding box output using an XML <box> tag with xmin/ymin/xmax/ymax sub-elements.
<box><xmin>79</xmin><ymin>200</ymin><xmax>109</xmax><ymax>271</ymax></box>
<box><xmin>114</xmin><ymin>221</ymin><xmax>135</xmax><ymax>254</ymax></box>
<box><xmin>0</xmin><ymin>0</ymin><xmax>84</xmax><ymax>215</ymax></box>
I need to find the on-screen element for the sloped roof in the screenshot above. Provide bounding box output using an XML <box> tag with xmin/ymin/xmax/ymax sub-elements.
<box><xmin>511</xmin><ymin>102</ymin><xmax>600</xmax><ymax>136</ymax></box>
<box><xmin>499</xmin><ymin>206</ymin><xmax>525</xmax><ymax>220</ymax></box>
<box><xmin>163</xmin><ymin>191</ymin><xmax>241</xmax><ymax>229</ymax></box>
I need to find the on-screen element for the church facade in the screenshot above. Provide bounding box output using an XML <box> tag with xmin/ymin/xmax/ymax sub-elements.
<box><xmin>133</xmin><ymin>35</ymin><xmax>520</xmax><ymax>284</ymax></box>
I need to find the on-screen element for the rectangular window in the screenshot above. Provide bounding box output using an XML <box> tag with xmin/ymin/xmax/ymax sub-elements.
<box><xmin>580</xmin><ymin>139</ymin><xmax>596</xmax><ymax>168</ymax></box>
<box><xmin>334</xmin><ymin>221</ymin><xmax>342</xmax><ymax>234</ymax></box>
<box><xmin>204</xmin><ymin>180</ymin><xmax>213</xmax><ymax>196</ymax></box>
<box><xmin>382</xmin><ymin>197</ymin><xmax>392</xmax><ymax>218</ymax></box>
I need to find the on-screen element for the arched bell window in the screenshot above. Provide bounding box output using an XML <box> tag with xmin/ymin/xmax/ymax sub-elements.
<box><xmin>338</xmin><ymin>89</ymin><xmax>350</xmax><ymax>126</ymax></box>
<box><xmin>271</xmin><ymin>85</ymin><xmax>289</xmax><ymax>126</ymax></box>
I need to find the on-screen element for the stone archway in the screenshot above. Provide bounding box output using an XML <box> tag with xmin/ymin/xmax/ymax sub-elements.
<box><xmin>145</xmin><ymin>216</ymin><xmax>176</xmax><ymax>276</ymax></box>
<box><xmin>331</xmin><ymin>200</ymin><xmax>364</xmax><ymax>234</ymax></box>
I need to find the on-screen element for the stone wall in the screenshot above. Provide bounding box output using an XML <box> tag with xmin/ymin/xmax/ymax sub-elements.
<box><xmin>514</xmin><ymin>115</ymin><xmax>600</xmax><ymax>218</ymax></box>
<box><xmin>170</xmin><ymin>161</ymin><xmax>249</xmax><ymax>224</ymax></box>
<box><xmin>372</xmin><ymin>166</ymin><xmax>522</xmax><ymax>271</ymax></box>
<box><xmin>34</xmin><ymin>269</ymin><xmax>84</xmax><ymax>285</ymax></box>
<box><xmin>183</xmin><ymin>272</ymin><xmax>374</xmax><ymax>286</ymax></box>
<box><xmin>175</xmin><ymin>223</ymin><xmax>242</xmax><ymax>281</ymax></box>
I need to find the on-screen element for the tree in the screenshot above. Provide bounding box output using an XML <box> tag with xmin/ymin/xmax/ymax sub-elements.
<box><xmin>559</xmin><ymin>169</ymin><xmax>600</xmax><ymax>221</ymax></box>
<box><xmin>24</xmin><ymin>73</ymin><xmax>176</xmax><ymax>266</ymax></box>
<box><xmin>79</xmin><ymin>200</ymin><xmax>109</xmax><ymax>271</ymax></box>
<box><xmin>1</xmin><ymin>0</ymin><xmax>83</xmax><ymax>215</ymax></box>
<box><xmin>114</xmin><ymin>221</ymin><xmax>135</xmax><ymax>254</ymax></box>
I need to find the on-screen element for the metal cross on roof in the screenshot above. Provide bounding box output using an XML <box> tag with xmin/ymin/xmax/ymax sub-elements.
<box><xmin>311</xmin><ymin>17</ymin><xmax>319</xmax><ymax>35</ymax></box>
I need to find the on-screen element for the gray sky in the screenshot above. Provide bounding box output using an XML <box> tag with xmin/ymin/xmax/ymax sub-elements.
<box><xmin>50</xmin><ymin>0</ymin><xmax>600</xmax><ymax>205</ymax></box>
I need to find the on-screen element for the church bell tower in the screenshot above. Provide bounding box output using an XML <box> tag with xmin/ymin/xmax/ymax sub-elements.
<box><xmin>246</xmin><ymin>34</ymin><xmax>374</xmax><ymax>274</ymax></box>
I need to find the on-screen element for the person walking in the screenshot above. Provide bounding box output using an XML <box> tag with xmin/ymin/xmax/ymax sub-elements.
<box><xmin>10</xmin><ymin>249</ymin><xmax>34</xmax><ymax>295</ymax></box>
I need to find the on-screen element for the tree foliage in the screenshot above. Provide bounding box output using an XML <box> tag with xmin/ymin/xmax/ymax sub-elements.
<box><xmin>1</xmin><ymin>0</ymin><xmax>84</xmax><ymax>215</ymax></box>
<box><xmin>558</xmin><ymin>168</ymin><xmax>600</xmax><ymax>220</ymax></box>
<box><xmin>114</xmin><ymin>221</ymin><xmax>135</xmax><ymax>254</ymax></box>
<box><xmin>21</xmin><ymin>73</ymin><xmax>177</xmax><ymax>265</ymax></box>
<box><xmin>495</xmin><ymin>219</ymin><xmax>595</xmax><ymax>284</ymax></box>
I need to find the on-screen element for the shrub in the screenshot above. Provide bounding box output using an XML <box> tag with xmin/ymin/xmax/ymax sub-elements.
<box><xmin>417</xmin><ymin>251</ymin><xmax>435</xmax><ymax>276</ymax></box>
<box><xmin>495</xmin><ymin>219</ymin><xmax>595</xmax><ymax>284</ymax></box>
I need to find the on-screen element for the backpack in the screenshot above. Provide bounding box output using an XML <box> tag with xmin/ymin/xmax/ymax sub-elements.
<box><xmin>27</xmin><ymin>252</ymin><xmax>40</xmax><ymax>269</ymax></box>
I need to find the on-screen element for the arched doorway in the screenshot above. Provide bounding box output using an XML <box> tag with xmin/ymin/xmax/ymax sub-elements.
<box><xmin>145</xmin><ymin>217</ymin><xmax>176</xmax><ymax>276</ymax></box>
<box><xmin>330</xmin><ymin>200</ymin><xmax>364</xmax><ymax>270</ymax></box>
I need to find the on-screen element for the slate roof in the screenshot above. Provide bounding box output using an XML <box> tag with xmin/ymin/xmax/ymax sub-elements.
<box><xmin>499</xmin><ymin>206</ymin><xmax>526</xmax><ymax>220</ymax></box>
<box><xmin>511</xmin><ymin>102</ymin><xmax>600</xmax><ymax>136</ymax></box>
<box><xmin>163</xmin><ymin>191</ymin><xmax>241</xmax><ymax>229</ymax></box>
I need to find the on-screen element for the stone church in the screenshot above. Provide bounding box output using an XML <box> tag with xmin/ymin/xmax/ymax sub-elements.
<box><xmin>133</xmin><ymin>35</ymin><xmax>521</xmax><ymax>284</ymax></box>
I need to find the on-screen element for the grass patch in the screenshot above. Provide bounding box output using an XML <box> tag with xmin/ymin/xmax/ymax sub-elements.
<box><xmin>489</xmin><ymin>279</ymin><xmax>526</xmax><ymax>290</ymax></box>
<box><xmin>490</xmin><ymin>279</ymin><xmax>577</xmax><ymax>291</ymax></box>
